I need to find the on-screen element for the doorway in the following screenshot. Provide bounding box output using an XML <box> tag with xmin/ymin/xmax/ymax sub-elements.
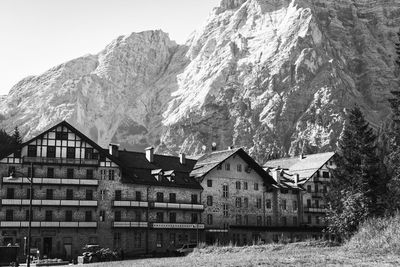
<box><xmin>43</xmin><ymin>237</ymin><xmax>52</xmax><ymax>257</ymax></box>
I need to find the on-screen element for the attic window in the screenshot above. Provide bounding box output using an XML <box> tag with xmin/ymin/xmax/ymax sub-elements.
<box><xmin>217</xmin><ymin>164</ymin><xmax>222</xmax><ymax>170</ymax></box>
<box><xmin>55</xmin><ymin>132</ymin><xmax>68</xmax><ymax>140</ymax></box>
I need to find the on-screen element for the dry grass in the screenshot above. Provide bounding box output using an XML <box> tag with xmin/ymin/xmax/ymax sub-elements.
<box><xmin>85</xmin><ymin>241</ymin><xmax>400</xmax><ymax>267</ymax></box>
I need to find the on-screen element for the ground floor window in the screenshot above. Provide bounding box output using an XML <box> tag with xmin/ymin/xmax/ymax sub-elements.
<box><xmin>113</xmin><ymin>232</ymin><xmax>121</xmax><ymax>248</ymax></box>
<box><xmin>169</xmin><ymin>233</ymin><xmax>176</xmax><ymax>247</ymax></box>
<box><xmin>134</xmin><ymin>232</ymin><xmax>141</xmax><ymax>248</ymax></box>
<box><xmin>156</xmin><ymin>233</ymin><xmax>163</xmax><ymax>248</ymax></box>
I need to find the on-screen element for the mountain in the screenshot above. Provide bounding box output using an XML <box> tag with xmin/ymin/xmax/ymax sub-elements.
<box><xmin>1</xmin><ymin>0</ymin><xmax>400</xmax><ymax>162</ymax></box>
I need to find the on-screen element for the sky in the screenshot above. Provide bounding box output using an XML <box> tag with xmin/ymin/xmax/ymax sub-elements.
<box><xmin>0</xmin><ymin>0</ymin><xmax>220</xmax><ymax>95</ymax></box>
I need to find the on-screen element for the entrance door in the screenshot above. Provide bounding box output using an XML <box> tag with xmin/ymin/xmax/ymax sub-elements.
<box><xmin>43</xmin><ymin>237</ymin><xmax>52</xmax><ymax>257</ymax></box>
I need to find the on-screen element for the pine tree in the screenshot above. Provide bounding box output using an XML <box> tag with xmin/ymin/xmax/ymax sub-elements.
<box><xmin>12</xmin><ymin>126</ymin><xmax>22</xmax><ymax>145</ymax></box>
<box><xmin>326</xmin><ymin>106</ymin><xmax>383</xmax><ymax>239</ymax></box>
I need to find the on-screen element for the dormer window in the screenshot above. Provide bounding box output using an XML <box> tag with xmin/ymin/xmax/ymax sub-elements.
<box><xmin>151</xmin><ymin>169</ymin><xmax>163</xmax><ymax>182</ymax></box>
<box><xmin>164</xmin><ymin>170</ymin><xmax>176</xmax><ymax>182</ymax></box>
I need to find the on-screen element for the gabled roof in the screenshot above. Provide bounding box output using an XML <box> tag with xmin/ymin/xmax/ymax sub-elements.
<box><xmin>0</xmin><ymin>120</ymin><xmax>121</xmax><ymax>165</ymax></box>
<box><xmin>191</xmin><ymin>148</ymin><xmax>276</xmax><ymax>185</ymax></box>
<box><xmin>117</xmin><ymin>150</ymin><xmax>202</xmax><ymax>189</ymax></box>
<box><xmin>264</xmin><ymin>152</ymin><xmax>335</xmax><ymax>180</ymax></box>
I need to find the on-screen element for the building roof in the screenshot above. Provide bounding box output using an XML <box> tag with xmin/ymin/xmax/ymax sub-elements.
<box><xmin>264</xmin><ymin>152</ymin><xmax>335</xmax><ymax>181</ymax></box>
<box><xmin>116</xmin><ymin>150</ymin><xmax>202</xmax><ymax>190</ymax></box>
<box><xmin>191</xmin><ymin>148</ymin><xmax>276</xmax><ymax>186</ymax></box>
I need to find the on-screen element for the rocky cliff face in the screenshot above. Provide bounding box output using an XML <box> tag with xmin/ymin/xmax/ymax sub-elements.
<box><xmin>1</xmin><ymin>0</ymin><xmax>400</xmax><ymax>162</ymax></box>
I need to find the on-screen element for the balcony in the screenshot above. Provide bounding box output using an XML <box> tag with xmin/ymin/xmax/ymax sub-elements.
<box><xmin>112</xmin><ymin>221</ymin><xmax>148</xmax><ymax>228</ymax></box>
<box><xmin>112</xmin><ymin>201</ymin><xmax>149</xmax><ymax>208</ymax></box>
<box><xmin>311</xmin><ymin>192</ymin><xmax>326</xmax><ymax>198</ymax></box>
<box><xmin>150</xmin><ymin>223</ymin><xmax>205</xmax><ymax>229</ymax></box>
<box><xmin>2</xmin><ymin>177</ymin><xmax>98</xmax><ymax>186</ymax></box>
<box><xmin>1</xmin><ymin>199</ymin><xmax>98</xmax><ymax>207</ymax></box>
<box><xmin>22</xmin><ymin>157</ymin><xmax>99</xmax><ymax>166</ymax></box>
<box><xmin>314</xmin><ymin>177</ymin><xmax>330</xmax><ymax>183</ymax></box>
<box><xmin>304</xmin><ymin>207</ymin><xmax>327</xmax><ymax>213</ymax></box>
<box><xmin>150</xmin><ymin>202</ymin><xmax>204</xmax><ymax>210</ymax></box>
<box><xmin>0</xmin><ymin>221</ymin><xmax>97</xmax><ymax>228</ymax></box>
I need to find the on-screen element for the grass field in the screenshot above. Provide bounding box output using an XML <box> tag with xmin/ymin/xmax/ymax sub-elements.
<box><xmin>85</xmin><ymin>241</ymin><xmax>400</xmax><ymax>266</ymax></box>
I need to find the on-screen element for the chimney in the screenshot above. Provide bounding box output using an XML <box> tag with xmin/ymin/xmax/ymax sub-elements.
<box><xmin>211</xmin><ymin>142</ymin><xmax>217</xmax><ymax>151</ymax></box>
<box><xmin>294</xmin><ymin>173</ymin><xmax>300</xmax><ymax>186</ymax></box>
<box><xmin>109</xmin><ymin>143</ymin><xmax>120</xmax><ymax>157</ymax></box>
<box><xmin>179</xmin><ymin>153</ymin><xmax>186</xmax><ymax>165</ymax></box>
<box><xmin>145</xmin><ymin>147</ymin><xmax>154</xmax><ymax>163</ymax></box>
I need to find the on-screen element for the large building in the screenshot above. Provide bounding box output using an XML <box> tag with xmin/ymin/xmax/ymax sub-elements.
<box><xmin>0</xmin><ymin>121</ymin><xmax>204</xmax><ymax>260</ymax></box>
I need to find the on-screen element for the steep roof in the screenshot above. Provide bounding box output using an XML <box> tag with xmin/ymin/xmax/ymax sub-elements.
<box><xmin>191</xmin><ymin>148</ymin><xmax>276</xmax><ymax>185</ymax></box>
<box><xmin>264</xmin><ymin>152</ymin><xmax>335</xmax><ymax>180</ymax></box>
<box><xmin>117</xmin><ymin>150</ymin><xmax>202</xmax><ymax>189</ymax></box>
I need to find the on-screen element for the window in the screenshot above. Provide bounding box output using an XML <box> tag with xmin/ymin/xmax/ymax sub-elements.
<box><xmin>156</xmin><ymin>212</ymin><xmax>164</xmax><ymax>223</ymax></box>
<box><xmin>136</xmin><ymin>191</ymin><xmax>142</xmax><ymax>201</ymax></box>
<box><xmin>85</xmin><ymin>211</ymin><xmax>92</xmax><ymax>222</ymax></box>
<box><xmin>8</xmin><ymin>166</ymin><xmax>15</xmax><ymax>176</ymax></box>
<box><xmin>236</xmin><ymin>215</ymin><xmax>242</xmax><ymax>225</ymax></box>
<box><xmin>282</xmin><ymin>217</ymin><xmax>287</xmax><ymax>226</ymax></box>
<box><xmin>6</xmin><ymin>188</ymin><xmax>14</xmax><ymax>199</ymax></box>
<box><xmin>257</xmin><ymin>216</ymin><xmax>262</xmax><ymax>226</ymax></box>
<box><xmin>27</xmin><ymin>145</ymin><xmax>37</xmax><ymax>157</ymax></box>
<box><xmin>135</xmin><ymin>211</ymin><xmax>141</xmax><ymax>222</ymax></box>
<box><xmin>86</xmin><ymin>169</ymin><xmax>94</xmax><ymax>179</ymax></box>
<box><xmin>244</xmin><ymin>182</ymin><xmax>248</xmax><ymax>190</ymax></box>
<box><xmin>307</xmin><ymin>215</ymin><xmax>312</xmax><ymax>224</ymax></box>
<box><xmin>254</xmin><ymin>183</ymin><xmax>259</xmax><ymax>190</ymax></box>
<box><xmin>66</xmin><ymin>189</ymin><xmax>73</xmax><ymax>200</ymax></box>
<box><xmin>236</xmin><ymin>181</ymin><xmax>241</xmax><ymax>190</ymax></box>
<box><xmin>47</xmin><ymin>146</ymin><xmax>56</xmax><ymax>158</ymax></box>
<box><xmin>207</xmin><ymin>195</ymin><xmax>213</xmax><ymax>206</ymax></box>
<box><xmin>156</xmin><ymin>192</ymin><xmax>164</xmax><ymax>202</ymax></box>
<box><xmin>217</xmin><ymin>164</ymin><xmax>222</xmax><ymax>170</ymax></box>
<box><xmin>169</xmin><ymin>193</ymin><xmax>176</xmax><ymax>203</ymax></box>
<box><xmin>307</xmin><ymin>185</ymin><xmax>312</xmax><ymax>193</ymax></box>
<box><xmin>323</xmin><ymin>171</ymin><xmax>330</xmax><ymax>178</ymax></box>
<box><xmin>115</xmin><ymin>190</ymin><xmax>122</xmax><ymax>201</ymax></box>
<box><xmin>169</xmin><ymin>212</ymin><xmax>176</xmax><ymax>223</ymax></box>
<box><xmin>244</xmin><ymin>215</ymin><xmax>248</xmax><ymax>225</ymax></box>
<box><xmin>156</xmin><ymin>233</ymin><xmax>163</xmax><ymax>248</ymax></box>
<box><xmin>323</xmin><ymin>185</ymin><xmax>328</xmax><ymax>193</ymax></box>
<box><xmin>86</xmin><ymin>189</ymin><xmax>93</xmax><ymax>200</ymax></box>
<box><xmin>207</xmin><ymin>180</ymin><xmax>212</xmax><ymax>187</ymax></box>
<box><xmin>293</xmin><ymin>216</ymin><xmax>298</xmax><ymax>225</ymax></box>
<box><xmin>316</xmin><ymin>171</ymin><xmax>320</xmax><ymax>178</ymax></box>
<box><xmin>46</xmin><ymin>189</ymin><xmax>53</xmax><ymax>200</ymax></box>
<box><xmin>108</xmin><ymin>170</ymin><xmax>115</xmax><ymax>180</ymax></box>
<box><xmin>100</xmin><ymin>170</ymin><xmax>107</xmax><ymax>180</ymax></box>
<box><xmin>65</xmin><ymin>210</ymin><xmax>72</xmax><ymax>221</ymax></box>
<box><xmin>99</xmin><ymin>210</ymin><xmax>105</xmax><ymax>222</ymax></box>
<box><xmin>222</xmin><ymin>184</ymin><xmax>229</xmax><ymax>198</ymax></box>
<box><xmin>281</xmin><ymin>199</ymin><xmax>287</xmax><ymax>210</ymax></box>
<box><xmin>85</xmin><ymin>148</ymin><xmax>93</xmax><ymax>159</ymax></box>
<box><xmin>293</xmin><ymin>200</ymin><xmax>298</xmax><ymax>211</ymax></box>
<box><xmin>225</xmin><ymin>163</ymin><xmax>230</xmax><ymax>171</ymax></box>
<box><xmin>256</xmin><ymin>198</ymin><xmax>262</xmax><ymax>209</ymax></box>
<box><xmin>266</xmin><ymin>199</ymin><xmax>272</xmax><ymax>209</ymax></box>
<box><xmin>307</xmin><ymin>199</ymin><xmax>311</xmax><ymax>208</ymax></box>
<box><xmin>223</xmin><ymin>204</ymin><xmax>229</xmax><ymax>217</ymax></box>
<box><xmin>45</xmin><ymin>210</ymin><xmax>53</xmax><ymax>221</ymax></box>
<box><xmin>56</xmin><ymin>132</ymin><xmax>68</xmax><ymax>140</ymax></box>
<box><xmin>134</xmin><ymin>232</ymin><xmax>142</xmax><ymax>248</ymax></box>
<box><xmin>26</xmin><ymin>188</ymin><xmax>33</xmax><ymax>200</ymax></box>
<box><xmin>280</xmin><ymin>189</ymin><xmax>288</xmax><ymax>194</ymax></box>
<box><xmin>267</xmin><ymin>216</ymin><xmax>272</xmax><ymax>226</ymax></box>
<box><xmin>243</xmin><ymin>197</ymin><xmax>248</xmax><ymax>208</ymax></box>
<box><xmin>26</xmin><ymin>210</ymin><xmax>33</xmax><ymax>221</ymax></box>
<box><xmin>235</xmin><ymin>197</ymin><xmax>242</xmax><ymax>208</ymax></box>
<box><xmin>113</xmin><ymin>232</ymin><xmax>121</xmax><ymax>248</ymax></box>
<box><xmin>237</xmin><ymin>164</ymin><xmax>242</xmax><ymax>172</ymax></box>
<box><xmin>315</xmin><ymin>184</ymin><xmax>319</xmax><ymax>193</ymax></box>
<box><xmin>6</xmin><ymin>210</ymin><xmax>13</xmax><ymax>221</ymax></box>
<box><xmin>66</xmin><ymin>147</ymin><xmax>75</xmax><ymax>159</ymax></box>
<box><xmin>47</xmin><ymin>168</ymin><xmax>54</xmax><ymax>178</ymax></box>
<box><xmin>114</xmin><ymin>211</ymin><xmax>121</xmax><ymax>222</ymax></box>
<box><xmin>316</xmin><ymin>216</ymin><xmax>320</xmax><ymax>225</ymax></box>
<box><xmin>207</xmin><ymin>214</ymin><xmax>213</xmax><ymax>225</ymax></box>
<box><xmin>67</xmin><ymin>168</ymin><xmax>74</xmax><ymax>179</ymax></box>
<box><xmin>191</xmin><ymin>194</ymin><xmax>198</xmax><ymax>204</ymax></box>
<box><xmin>191</xmin><ymin>213</ymin><xmax>198</xmax><ymax>223</ymax></box>
<box><xmin>315</xmin><ymin>200</ymin><xmax>319</xmax><ymax>208</ymax></box>
<box><xmin>100</xmin><ymin>190</ymin><xmax>106</xmax><ymax>200</ymax></box>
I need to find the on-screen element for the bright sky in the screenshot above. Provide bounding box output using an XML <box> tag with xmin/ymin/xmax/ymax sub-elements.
<box><xmin>0</xmin><ymin>0</ymin><xmax>220</xmax><ymax>95</ymax></box>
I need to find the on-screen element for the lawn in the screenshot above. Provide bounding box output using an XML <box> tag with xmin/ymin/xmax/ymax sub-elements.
<box><xmin>85</xmin><ymin>241</ymin><xmax>400</xmax><ymax>266</ymax></box>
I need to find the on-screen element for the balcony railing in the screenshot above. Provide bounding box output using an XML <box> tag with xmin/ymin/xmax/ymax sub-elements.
<box><xmin>0</xmin><ymin>221</ymin><xmax>97</xmax><ymax>228</ymax></box>
<box><xmin>150</xmin><ymin>223</ymin><xmax>205</xmax><ymax>229</ymax></box>
<box><xmin>1</xmin><ymin>199</ymin><xmax>98</xmax><ymax>207</ymax></box>
<box><xmin>113</xmin><ymin>201</ymin><xmax>149</xmax><ymax>208</ymax></box>
<box><xmin>112</xmin><ymin>221</ymin><xmax>148</xmax><ymax>228</ymax></box>
<box><xmin>304</xmin><ymin>207</ymin><xmax>327</xmax><ymax>213</ymax></box>
<box><xmin>314</xmin><ymin>177</ymin><xmax>330</xmax><ymax>183</ymax></box>
<box><xmin>311</xmin><ymin>192</ymin><xmax>326</xmax><ymax>198</ymax></box>
<box><xmin>2</xmin><ymin>177</ymin><xmax>98</xmax><ymax>186</ymax></box>
<box><xmin>22</xmin><ymin>157</ymin><xmax>99</xmax><ymax>166</ymax></box>
<box><xmin>150</xmin><ymin>202</ymin><xmax>204</xmax><ymax>210</ymax></box>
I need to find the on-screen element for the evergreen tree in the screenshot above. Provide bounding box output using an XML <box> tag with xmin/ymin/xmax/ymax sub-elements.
<box><xmin>326</xmin><ymin>106</ymin><xmax>384</xmax><ymax>239</ymax></box>
<box><xmin>12</xmin><ymin>126</ymin><xmax>22</xmax><ymax>145</ymax></box>
<box><xmin>0</xmin><ymin>129</ymin><xmax>17</xmax><ymax>153</ymax></box>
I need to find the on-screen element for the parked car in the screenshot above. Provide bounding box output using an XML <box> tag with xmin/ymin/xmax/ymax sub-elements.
<box><xmin>81</xmin><ymin>244</ymin><xmax>119</xmax><ymax>263</ymax></box>
<box><xmin>176</xmin><ymin>243</ymin><xmax>197</xmax><ymax>256</ymax></box>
